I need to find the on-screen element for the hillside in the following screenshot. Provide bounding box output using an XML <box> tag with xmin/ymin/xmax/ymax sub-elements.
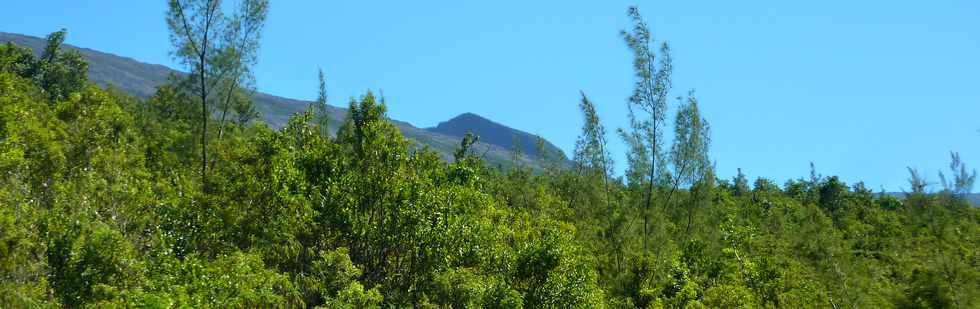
<box><xmin>427</xmin><ymin>112</ymin><xmax>564</xmax><ymax>160</ymax></box>
<box><xmin>0</xmin><ymin>31</ymin><xmax>564</xmax><ymax>169</ymax></box>
<box><xmin>884</xmin><ymin>192</ymin><xmax>980</xmax><ymax>206</ymax></box>
<box><xmin>4</xmin><ymin>44</ymin><xmax>979</xmax><ymax>306</ymax></box>
<box><xmin>4</xmin><ymin>5</ymin><xmax>980</xmax><ymax>307</ymax></box>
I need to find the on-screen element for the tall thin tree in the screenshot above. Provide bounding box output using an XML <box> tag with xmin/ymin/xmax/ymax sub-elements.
<box><xmin>315</xmin><ymin>68</ymin><xmax>330</xmax><ymax>137</ymax></box>
<box><xmin>166</xmin><ymin>0</ymin><xmax>268</xmax><ymax>191</ymax></box>
<box><xmin>939</xmin><ymin>151</ymin><xmax>976</xmax><ymax>197</ymax></box>
<box><xmin>668</xmin><ymin>92</ymin><xmax>711</xmax><ymax>232</ymax></box>
<box><xmin>167</xmin><ymin>0</ymin><xmax>223</xmax><ymax>191</ymax></box>
<box><xmin>215</xmin><ymin>0</ymin><xmax>268</xmax><ymax>140</ymax></box>
<box><xmin>906</xmin><ymin>167</ymin><xmax>928</xmax><ymax>195</ymax></box>
<box><xmin>620</xmin><ymin>6</ymin><xmax>674</xmax><ymax>248</ymax></box>
<box><xmin>573</xmin><ymin>91</ymin><xmax>614</xmax><ymax>214</ymax></box>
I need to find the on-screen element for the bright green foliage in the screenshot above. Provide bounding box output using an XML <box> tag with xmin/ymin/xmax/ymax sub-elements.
<box><xmin>620</xmin><ymin>6</ymin><xmax>683</xmax><ymax>253</ymax></box>
<box><xmin>0</xmin><ymin>203</ymin><xmax>51</xmax><ymax>307</ymax></box>
<box><xmin>45</xmin><ymin>218</ymin><xmax>142</xmax><ymax>307</ymax></box>
<box><xmin>138</xmin><ymin>252</ymin><xmax>301</xmax><ymax>307</ymax></box>
<box><xmin>2</xmin><ymin>19</ymin><xmax>980</xmax><ymax>309</ymax></box>
<box><xmin>166</xmin><ymin>0</ymin><xmax>269</xmax><ymax>189</ymax></box>
<box><xmin>0</xmin><ymin>29</ymin><xmax>89</xmax><ymax>102</ymax></box>
<box><xmin>296</xmin><ymin>247</ymin><xmax>382</xmax><ymax>308</ymax></box>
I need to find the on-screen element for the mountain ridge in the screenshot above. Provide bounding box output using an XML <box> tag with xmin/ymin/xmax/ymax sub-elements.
<box><xmin>882</xmin><ymin>192</ymin><xmax>980</xmax><ymax>206</ymax></box>
<box><xmin>0</xmin><ymin>31</ymin><xmax>564</xmax><ymax>169</ymax></box>
<box><xmin>427</xmin><ymin>112</ymin><xmax>564</xmax><ymax>160</ymax></box>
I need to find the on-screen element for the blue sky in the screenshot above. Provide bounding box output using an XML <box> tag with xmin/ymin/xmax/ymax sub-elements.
<box><xmin>3</xmin><ymin>1</ymin><xmax>979</xmax><ymax>191</ymax></box>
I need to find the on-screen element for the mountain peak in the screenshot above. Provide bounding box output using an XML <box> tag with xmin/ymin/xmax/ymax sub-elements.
<box><xmin>0</xmin><ymin>31</ymin><xmax>566</xmax><ymax>168</ymax></box>
<box><xmin>428</xmin><ymin>113</ymin><xmax>565</xmax><ymax>160</ymax></box>
<box><xmin>444</xmin><ymin>112</ymin><xmax>495</xmax><ymax>126</ymax></box>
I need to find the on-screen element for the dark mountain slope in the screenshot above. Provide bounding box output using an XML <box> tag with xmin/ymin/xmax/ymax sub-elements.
<box><xmin>1</xmin><ymin>31</ymin><xmax>564</xmax><ymax>169</ymax></box>
<box><xmin>427</xmin><ymin>113</ymin><xmax>564</xmax><ymax>160</ymax></box>
<box><xmin>883</xmin><ymin>192</ymin><xmax>980</xmax><ymax>206</ymax></box>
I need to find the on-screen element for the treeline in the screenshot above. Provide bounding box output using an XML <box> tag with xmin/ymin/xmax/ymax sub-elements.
<box><xmin>1</xmin><ymin>2</ymin><xmax>978</xmax><ymax>308</ymax></box>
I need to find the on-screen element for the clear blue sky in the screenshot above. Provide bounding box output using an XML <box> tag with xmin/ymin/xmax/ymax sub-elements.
<box><xmin>3</xmin><ymin>1</ymin><xmax>979</xmax><ymax>191</ymax></box>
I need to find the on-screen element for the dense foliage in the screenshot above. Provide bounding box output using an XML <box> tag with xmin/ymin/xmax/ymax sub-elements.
<box><xmin>2</xmin><ymin>6</ymin><xmax>979</xmax><ymax>309</ymax></box>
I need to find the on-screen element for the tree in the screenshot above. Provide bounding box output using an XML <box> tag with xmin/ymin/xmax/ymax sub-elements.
<box><xmin>733</xmin><ymin>168</ymin><xmax>749</xmax><ymax>197</ymax></box>
<box><xmin>907</xmin><ymin>167</ymin><xmax>928</xmax><ymax>195</ymax></box>
<box><xmin>7</xmin><ymin>4</ymin><xmax>980</xmax><ymax>308</ymax></box>
<box><xmin>818</xmin><ymin>176</ymin><xmax>846</xmax><ymax>214</ymax></box>
<box><xmin>938</xmin><ymin>151</ymin><xmax>976</xmax><ymax>197</ymax></box>
<box><xmin>35</xmin><ymin>30</ymin><xmax>89</xmax><ymax>102</ymax></box>
<box><xmin>668</xmin><ymin>92</ymin><xmax>711</xmax><ymax>232</ymax></box>
<box><xmin>314</xmin><ymin>68</ymin><xmax>331</xmax><ymax>137</ymax></box>
<box><xmin>167</xmin><ymin>0</ymin><xmax>222</xmax><ymax>191</ymax></box>
<box><xmin>0</xmin><ymin>29</ymin><xmax>88</xmax><ymax>102</ymax></box>
<box><xmin>668</xmin><ymin>91</ymin><xmax>711</xmax><ymax>191</ymax></box>
<box><xmin>166</xmin><ymin>0</ymin><xmax>268</xmax><ymax>191</ymax></box>
<box><xmin>620</xmin><ymin>5</ymin><xmax>674</xmax><ymax>248</ymax></box>
<box><xmin>618</xmin><ymin>103</ymin><xmax>651</xmax><ymax>189</ymax></box>
<box><xmin>214</xmin><ymin>0</ymin><xmax>268</xmax><ymax>140</ymax></box>
<box><xmin>454</xmin><ymin>132</ymin><xmax>479</xmax><ymax>162</ymax></box>
<box><xmin>231</xmin><ymin>87</ymin><xmax>259</xmax><ymax>126</ymax></box>
<box><xmin>573</xmin><ymin>91</ymin><xmax>614</xmax><ymax>213</ymax></box>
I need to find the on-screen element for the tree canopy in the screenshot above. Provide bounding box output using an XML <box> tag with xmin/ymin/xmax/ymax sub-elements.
<box><xmin>0</xmin><ymin>6</ymin><xmax>977</xmax><ymax>308</ymax></box>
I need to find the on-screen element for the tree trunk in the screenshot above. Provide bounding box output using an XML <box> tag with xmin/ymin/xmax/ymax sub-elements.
<box><xmin>199</xmin><ymin>56</ymin><xmax>208</xmax><ymax>193</ymax></box>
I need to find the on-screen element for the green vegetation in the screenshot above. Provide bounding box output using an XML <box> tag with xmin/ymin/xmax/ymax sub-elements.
<box><xmin>1</xmin><ymin>4</ymin><xmax>978</xmax><ymax>308</ymax></box>
<box><xmin>0</xmin><ymin>30</ymin><xmax>551</xmax><ymax>173</ymax></box>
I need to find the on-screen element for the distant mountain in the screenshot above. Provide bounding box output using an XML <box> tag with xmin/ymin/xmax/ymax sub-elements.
<box><xmin>961</xmin><ymin>194</ymin><xmax>978</xmax><ymax>206</ymax></box>
<box><xmin>427</xmin><ymin>113</ymin><xmax>565</xmax><ymax>160</ymax></box>
<box><xmin>1</xmin><ymin>31</ymin><xmax>564</xmax><ymax>169</ymax></box>
<box><xmin>882</xmin><ymin>192</ymin><xmax>980</xmax><ymax>206</ymax></box>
